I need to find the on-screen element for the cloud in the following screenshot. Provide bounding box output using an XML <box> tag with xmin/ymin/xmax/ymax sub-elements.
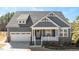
<box><xmin>31</xmin><ymin>7</ymin><xmax>45</xmax><ymax>11</ymax></box>
<box><xmin>0</xmin><ymin>14</ymin><xmax>2</xmax><ymax>17</ymax></box>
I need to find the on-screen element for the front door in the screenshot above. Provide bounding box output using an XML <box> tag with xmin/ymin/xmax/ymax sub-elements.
<box><xmin>52</xmin><ymin>30</ymin><xmax>55</xmax><ymax>36</ymax></box>
<box><xmin>35</xmin><ymin>30</ymin><xmax>41</xmax><ymax>45</ymax></box>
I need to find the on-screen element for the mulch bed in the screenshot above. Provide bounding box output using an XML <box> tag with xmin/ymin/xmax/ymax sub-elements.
<box><xmin>43</xmin><ymin>44</ymin><xmax>79</xmax><ymax>50</ymax></box>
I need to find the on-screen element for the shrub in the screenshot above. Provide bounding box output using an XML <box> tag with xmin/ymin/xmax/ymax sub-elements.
<box><xmin>76</xmin><ymin>38</ymin><xmax>79</xmax><ymax>47</ymax></box>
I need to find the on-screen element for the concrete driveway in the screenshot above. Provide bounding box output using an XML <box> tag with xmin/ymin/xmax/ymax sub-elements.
<box><xmin>10</xmin><ymin>41</ymin><xmax>30</xmax><ymax>49</ymax></box>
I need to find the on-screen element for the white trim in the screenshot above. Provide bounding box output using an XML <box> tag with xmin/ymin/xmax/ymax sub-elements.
<box><xmin>32</xmin><ymin>27</ymin><xmax>59</xmax><ymax>30</ymax></box>
<box><xmin>60</xmin><ymin>28</ymin><xmax>68</xmax><ymax>37</ymax></box>
<box><xmin>47</xmin><ymin>12</ymin><xmax>70</xmax><ymax>26</ymax></box>
<box><xmin>53</xmin><ymin>12</ymin><xmax>70</xmax><ymax>26</ymax></box>
<box><xmin>31</xmin><ymin>15</ymin><xmax>60</xmax><ymax>28</ymax></box>
<box><xmin>31</xmin><ymin>16</ymin><xmax>46</xmax><ymax>27</ymax></box>
<box><xmin>31</xmin><ymin>12</ymin><xmax>70</xmax><ymax>28</ymax></box>
<box><xmin>41</xmin><ymin>36</ymin><xmax>58</xmax><ymax>41</ymax></box>
<box><xmin>60</xmin><ymin>27</ymin><xmax>71</xmax><ymax>29</ymax></box>
<box><xmin>67</xmin><ymin>29</ymin><xmax>68</xmax><ymax>37</ymax></box>
<box><xmin>32</xmin><ymin>17</ymin><xmax>60</xmax><ymax>28</ymax></box>
<box><xmin>10</xmin><ymin>32</ymin><xmax>31</xmax><ymax>33</ymax></box>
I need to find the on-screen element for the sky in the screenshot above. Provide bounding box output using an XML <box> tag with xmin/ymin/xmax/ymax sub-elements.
<box><xmin>0</xmin><ymin>7</ymin><xmax>79</xmax><ymax>22</ymax></box>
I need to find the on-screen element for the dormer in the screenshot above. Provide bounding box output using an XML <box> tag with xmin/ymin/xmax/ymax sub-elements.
<box><xmin>17</xmin><ymin>14</ymin><xmax>29</xmax><ymax>24</ymax></box>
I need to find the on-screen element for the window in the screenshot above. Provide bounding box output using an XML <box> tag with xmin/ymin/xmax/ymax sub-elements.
<box><xmin>23</xmin><ymin>21</ymin><xmax>24</xmax><ymax>23</ymax></box>
<box><xmin>19</xmin><ymin>21</ymin><xmax>21</xmax><ymax>23</ymax></box>
<box><xmin>64</xmin><ymin>29</ymin><xmax>67</xmax><ymax>32</ymax></box>
<box><xmin>11</xmin><ymin>33</ymin><xmax>15</xmax><ymax>34</ymax></box>
<box><xmin>45</xmin><ymin>30</ymin><xmax>52</xmax><ymax>36</ymax></box>
<box><xmin>60</xmin><ymin>29</ymin><xmax>63</xmax><ymax>37</ymax></box>
<box><xmin>64</xmin><ymin>29</ymin><xmax>67</xmax><ymax>37</ymax></box>
<box><xmin>22</xmin><ymin>33</ymin><xmax>26</xmax><ymax>34</ymax></box>
<box><xmin>60</xmin><ymin>29</ymin><xmax>68</xmax><ymax>37</ymax></box>
<box><xmin>60</xmin><ymin>33</ymin><xmax>63</xmax><ymax>36</ymax></box>
<box><xmin>16</xmin><ymin>33</ymin><xmax>20</xmax><ymax>34</ymax></box>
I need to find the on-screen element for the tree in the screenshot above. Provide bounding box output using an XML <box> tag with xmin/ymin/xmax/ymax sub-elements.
<box><xmin>76</xmin><ymin>16</ymin><xmax>79</xmax><ymax>20</ymax></box>
<box><xmin>76</xmin><ymin>39</ymin><xmax>79</xmax><ymax>47</ymax></box>
<box><xmin>0</xmin><ymin>12</ymin><xmax>14</xmax><ymax>31</ymax></box>
<box><xmin>72</xmin><ymin>16</ymin><xmax>79</xmax><ymax>43</ymax></box>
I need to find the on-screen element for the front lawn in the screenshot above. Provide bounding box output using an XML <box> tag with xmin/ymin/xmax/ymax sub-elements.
<box><xmin>0</xmin><ymin>32</ymin><xmax>7</xmax><ymax>41</ymax></box>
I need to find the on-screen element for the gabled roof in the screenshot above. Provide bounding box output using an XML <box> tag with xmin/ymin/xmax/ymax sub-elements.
<box><xmin>6</xmin><ymin>13</ymin><xmax>20</xmax><ymax>28</ymax></box>
<box><xmin>53</xmin><ymin>11</ymin><xmax>70</xmax><ymax>26</ymax></box>
<box><xmin>17</xmin><ymin>14</ymin><xmax>29</xmax><ymax>21</ymax></box>
<box><xmin>48</xmin><ymin>17</ymin><xmax>70</xmax><ymax>27</ymax></box>
<box><xmin>6</xmin><ymin>11</ymin><xmax>70</xmax><ymax>28</ymax></box>
<box><xmin>16</xmin><ymin>11</ymin><xmax>50</xmax><ymax>24</ymax></box>
<box><xmin>6</xmin><ymin>11</ymin><xmax>50</xmax><ymax>28</ymax></box>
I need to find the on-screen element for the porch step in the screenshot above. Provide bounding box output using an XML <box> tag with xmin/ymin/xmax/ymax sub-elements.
<box><xmin>29</xmin><ymin>45</ymin><xmax>41</xmax><ymax>47</ymax></box>
<box><xmin>36</xmin><ymin>39</ymin><xmax>41</xmax><ymax>45</ymax></box>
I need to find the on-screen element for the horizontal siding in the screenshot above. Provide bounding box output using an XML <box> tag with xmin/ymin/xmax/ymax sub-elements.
<box><xmin>8</xmin><ymin>27</ymin><xmax>31</xmax><ymax>32</ymax></box>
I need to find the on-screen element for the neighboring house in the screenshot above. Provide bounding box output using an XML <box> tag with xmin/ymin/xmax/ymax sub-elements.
<box><xmin>6</xmin><ymin>11</ymin><xmax>71</xmax><ymax>46</ymax></box>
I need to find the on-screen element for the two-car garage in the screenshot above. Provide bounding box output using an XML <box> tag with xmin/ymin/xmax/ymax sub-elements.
<box><xmin>10</xmin><ymin>32</ymin><xmax>31</xmax><ymax>41</ymax></box>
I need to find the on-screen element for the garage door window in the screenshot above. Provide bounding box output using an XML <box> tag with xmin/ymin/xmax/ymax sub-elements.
<box><xmin>22</xmin><ymin>33</ymin><xmax>27</xmax><ymax>34</ymax></box>
<box><xmin>16</xmin><ymin>33</ymin><xmax>20</xmax><ymax>34</ymax></box>
<box><xmin>11</xmin><ymin>32</ymin><xmax>30</xmax><ymax>35</ymax></box>
<box><xmin>11</xmin><ymin>33</ymin><xmax>15</xmax><ymax>34</ymax></box>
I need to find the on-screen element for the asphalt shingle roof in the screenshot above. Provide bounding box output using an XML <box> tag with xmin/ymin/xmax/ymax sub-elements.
<box><xmin>17</xmin><ymin>14</ymin><xmax>29</xmax><ymax>21</ymax></box>
<box><xmin>6</xmin><ymin>11</ymin><xmax>50</xmax><ymax>28</ymax></box>
<box><xmin>6</xmin><ymin>11</ymin><xmax>70</xmax><ymax>28</ymax></box>
<box><xmin>48</xmin><ymin>17</ymin><xmax>69</xmax><ymax>27</ymax></box>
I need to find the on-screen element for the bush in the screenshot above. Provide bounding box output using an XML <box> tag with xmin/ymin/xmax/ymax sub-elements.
<box><xmin>42</xmin><ymin>41</ymin><xmax>59</xmax><ymax>48</ymax></box>
<box><xmin>76</xmin><ymin>38</ymin><xmax>79</xmax><ymax>47</ymax></box>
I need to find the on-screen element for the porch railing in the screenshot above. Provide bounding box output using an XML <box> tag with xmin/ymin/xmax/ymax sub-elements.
<box><xmin>41</xmin><ymin>36</ymin><xmax>58</xmax><ymax>41</ymax></box>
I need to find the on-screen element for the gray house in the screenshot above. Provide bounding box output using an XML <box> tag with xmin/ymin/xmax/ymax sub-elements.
<box><xmin>6</xmin><ymin>11</ymin><xmax>71</xmax><ymax>46</ymax></box>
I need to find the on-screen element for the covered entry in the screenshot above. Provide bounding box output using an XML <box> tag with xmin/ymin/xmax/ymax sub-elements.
<box><xmin>32</xmin><ymin>28</ymin><xmax>59</xmax><ymax>46</ymax></box>
<box><xmin>31</xmin><ymin>17</ymin><xmax>59</xmax><ymax>46</ymax></box>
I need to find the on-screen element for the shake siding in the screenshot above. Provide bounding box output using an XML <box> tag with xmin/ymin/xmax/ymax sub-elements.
<box><xmin>34</xmin><ymin>22</ymin><xmax>57</xmax><ymax>27</ymax></box>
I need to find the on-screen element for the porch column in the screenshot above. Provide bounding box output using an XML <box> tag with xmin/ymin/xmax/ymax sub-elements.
<box><xmin>32</xmin><ymin>29</ymin><xmax>33</xmax><ymax>42</ymax></box>
<box><xmin>32</xmin><ymin>29</ymin><xmax>35</xmax><ymax>45</ymax></box>
<box><xmin>34</xmin><ymin>29</ymin><xmax>36</xmax><ymax>45</ymax></box>
<box><xmin>58</xmin><ymin>29</ymin><xmax>60</xmax><ymax>37</ymax></box>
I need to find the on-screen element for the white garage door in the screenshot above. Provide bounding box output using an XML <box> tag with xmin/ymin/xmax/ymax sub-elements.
<box><xmin>10</xmin><ymin>32</ymin><xmax>31</xmax><ymax>41</ymax></box>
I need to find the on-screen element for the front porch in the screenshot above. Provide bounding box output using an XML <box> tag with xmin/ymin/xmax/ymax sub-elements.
<box><xmin>31</xmin><ymin>28</ymin><xmax>60</xmax><ymax>46</ymax></box>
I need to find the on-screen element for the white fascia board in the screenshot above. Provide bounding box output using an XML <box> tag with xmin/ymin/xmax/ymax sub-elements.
<box><xmin>10</xmin><ymin>32</ymin><xmax>31</xmax><ymax>33</ymax></box>
<box><xmin>32</xmin><ymin>27</ymin><xmax>59</xmax><ymax>30</ymax></box>
<box><xmin>60</xmin><ymin>27</ymin><xmax>71</xmax><ymax>29</ymax></box>
<box><xmin>31</xmin><ymin>16</ymin><xmax>46</xmax><ymax>27</ymax></box>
